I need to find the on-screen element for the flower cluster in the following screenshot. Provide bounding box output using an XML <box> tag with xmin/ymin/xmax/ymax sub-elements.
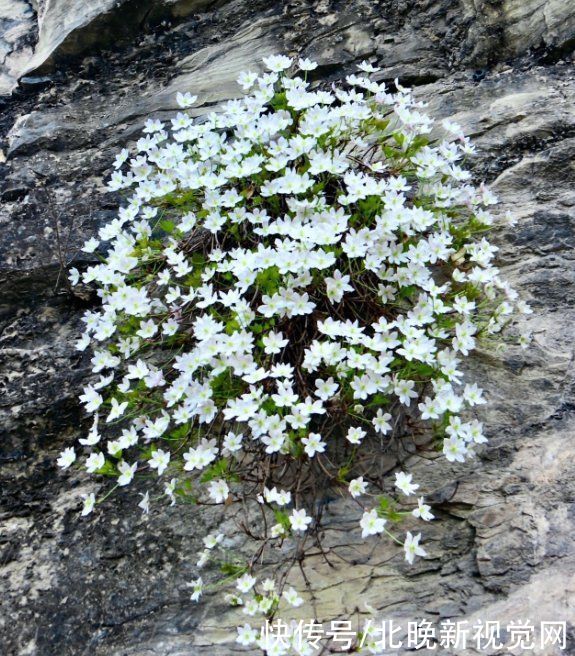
<box><xmin>61</xmin><ymin>54</ymin><xmax>530</xmax><ymax>653</ymax></box>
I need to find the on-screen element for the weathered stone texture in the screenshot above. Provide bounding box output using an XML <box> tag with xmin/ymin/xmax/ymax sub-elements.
<box><xmin>1</xmin><ymin>0</ymin><xmax>574</xmax><ymax>655</ymax></box>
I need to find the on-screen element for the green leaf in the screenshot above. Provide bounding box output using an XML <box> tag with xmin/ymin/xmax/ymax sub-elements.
<box><xmin>366</xmin><ymin>393</ymin><xmax>389</xmax><ymax>409</ymax></box>
<box><xmin>406</xmin><ymin>135</ymin><xmax>430</xmax><ymax>154</ymax></box>
<box><xmin>273</xmin><ymin>509</ymin><xmax>291</xmax><ymax>531</ymax></box>
<box><xmin>200</xmin><ymin>457</ymin><xmax>230</xmax><ymax>483</ymax></box>
<box><xmin>159</xmin><ymin>219</ymin><xmax>175</xmax><ymax>234</ymax></box>
<box><xmin>220</xmin><ymin>562</ymin><xmax>247</xmax><ymax>577</ymax></box>
<box><xmin>97</xmin><ymin>460</ymin><xmax>118</xmax><ymax>476</ymax></box>
<box><xmin>337</xmin><ymin>465</ymin><xmax>351</xmax><ymax>483</ymax></box>
<box><xmin>392</xmin><ymin>132</ymin><xmax>405</xmax><ymax>147</ymax></box>
<box><xmin>377</xmin><ymin>495</ymin><xmax>404</xmax><ymax>522</ymax></box>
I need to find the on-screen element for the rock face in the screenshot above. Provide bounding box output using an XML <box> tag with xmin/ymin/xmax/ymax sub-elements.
<box><xmin>0</xmin><ymin>0</ymin><xmax>36</xmax><ymax>96</ymax></box>
<box><xmin>1</xmin><ymin>1</ymin><xmax>575</xmax><ymax>655</ymax></box>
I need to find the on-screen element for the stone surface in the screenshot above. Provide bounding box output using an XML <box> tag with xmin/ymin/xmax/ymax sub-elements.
<box><xmin>25</xmin><ymin>0</ymin><xmax>233</xmax><ymax>76</ymax></box>
<box><xmin>1</xmin><ymin>1</ymin><xmax>575</xmax><ymax>655</ymax></box>
<box><xmin>462</xmin><ymin>0</ymin><xmax>575</xmax><ymax>65</ymax></box>
<box><xmin>0</xmin><ymin>0</ymin><xmax>232</xmax><ymax>95</ymax></box>
<box><xmin>0</xmin><ymin>0</ymin><xmax>37</xmax><ymax>95</ymax></box>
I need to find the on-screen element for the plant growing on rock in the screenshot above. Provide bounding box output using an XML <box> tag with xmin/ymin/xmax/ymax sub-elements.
<box><xmin>61</xmin><ymin>55</ymin><xmax>531</xmax><ymax>654</ymax></box>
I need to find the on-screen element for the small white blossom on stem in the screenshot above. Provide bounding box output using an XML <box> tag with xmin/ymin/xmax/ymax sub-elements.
<box><xmin>57</xmin><ymin>447</ymin><xmax>76</xmax><ymax>469</ymax></box>
<box><xmin>117</xmin><ymin>460</ymin><xmax>137</xmax><ymax>486</ymax></box>
<box><xmin>283</xmin><ymin>586</ymin><xmax>304</xmax><ymax>607</ymax></box>
<box><xmin>236</xmin><ymin>573</ymin><xmax>256</xmax><ymax>593</ymax></box>
<box><xmin>189</xmin><ymin>577</ymin><xmax>203</xmax><ymax>602</ymax></box>
<box><xmin>236</xmin><ymin>624</ymin><xmax>258</xmax><ymax>646</ymax></box>
<box><xmin>148</xmin><ymin>448</ymin><xmax>170</xmax><ymax>475</ymax></box>
<box><xmin>348</xmin><ymin>477</ymin><xmax>368</xmax><ymax>498</ymax></box>
<box><xmin>81</xmin><ymin>493</ymin><xmax>96</xmax><ymax>516</ymax></box>
<box><xmin>289</xmin><ymin>508</ymin><xmax>312</xmax><ymax>532</ymax></box>
<box><xmin>395</xmin><ymin>471</ymin><xmax>419</xmax><ymax>496</ymax></box>
<box><xmin>208</xmin><ymin>479</ymin><xmax>230</xmax><ymax>504</ymax></box>
<box><xmin>403</xmin><ymin>531</ymin><xmax>427</xmax><ymax>564</ymax></box>
<box><xmin>138</xmin><ymin>491</ymin><xmax>150</xmax><ymax>514</ymax></box>
<box><xmin>360</xmin><ymin>509</ymin><xmax>386</xmax><ymax>538</ymax></box>
<box><xmin>301</xmin><ymin>432</ymin><xmax>325</xmax><ymax>457</ymax></box>
<box><xmin>412</xmin><ymin>497</ymin><xmax>434</xmax><ymax>521</ymax></box>
<box><xmin>346</xmin><ymin>426</ymin><xmax>366</xmax><ymax>445</ymax></box>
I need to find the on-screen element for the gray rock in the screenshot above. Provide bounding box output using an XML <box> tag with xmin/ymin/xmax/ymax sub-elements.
<box><xmin>1</xmin><ymin>1</ymin><xmax>575</xmax><ymax>655</ymax></box>
<box><xmin>0</xmin><ymin>0</ymin><xmax>233</xmax><ymax>96</ymax></box>
<box><xmin>24</xmin><ymin>0</ymin><xmax>233</xmax><ymax>75</ymax></box>
<box><xmin>0</xmin><ymin>0</ymin><xmax>37</xmax><ymax>95</ymax></box>
<box><xmin>462</xmin><ymin>0</ymin><xmax>575</xmax><ymax>65</ymax></box>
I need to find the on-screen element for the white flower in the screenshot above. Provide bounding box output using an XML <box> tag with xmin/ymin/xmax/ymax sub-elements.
<box><xmin>82</xmin><ymin>238</ymin><xmax>100</xmax><ymax>255</ymax></box>
<box><xmin>243</xmin><ymin>598</ymin><xmax>260</xmax><ymax>616</ymax></box>
<box><xmin>208</xmin><ymin>479</ymin><xmax>230</xmax><ymax>504</ymax></box>
<box><xmin>263</xmin><ymin>54</ymin><xmax>293</xmax><ymax>72</ymax></box>
<box><xmin>372</xmin><ymin>409</ymin><xmax>392</xmax><ymax>434</ymax></box>
<box><xmin>443</xmin><ymin>436</ymin><xmax>468</xmax><ymax>462</ymax></box>
<box><xmin>348</xmin><ymin>476</ymin><xmax>368</xmax><ymax>498</ymax></box>
<box><xmin>518</xmin><ymin>333</ymin><xmax>531</xmax><ymax>349</ymax></box>
<box><xmin>68</xmin><ymin>267</ymin><xmax>80</xmax><ymax>286</ymax></box>
<box><xmin>149</xmin><ymin>448</ymin><xmax>170</xmax><ymax>476</ymax></box>
<box><xmin>112</xmin><ymin>148</ymin><xmax>129</xmax><ymax>169</ymax></box>
<box><xmin>262</xmin><ymin>578</ymin><xmax>275</xmax><ymax>592</ymax></box>
<box><xmin>394</xmin><ymin>471</ymin><xmax>419</xmax><ymax>496</ymax></box>
<box><xmin>196</xmin><ymin>549</ymin><xmax>210</xmax><ymax>568</ymax></box>
<box><xmin>71</xmin><ymin>57</ymin><xmax>525</xmax><ymax>611</ymax></box>
<box><xmin>117</xmin><ymin>460</ymin><xmax>137</xmax><ymax>486</ymax></box>
<box><xmin>346</xmin><ymin>426</ymin><xmax>366</xmax><ymax>445</ymax></box>
<box><xmin>164</xmin><ymin>478</ymin><xmax>177</xmax><ymax>505</ymax></box>
<box><xmin>57</xmin><ymin>447</ymin><xmax>76</xmax><ymax>469</ymax></box>
<box><xmin>289</xmin><ymin>508</ymin><xmax>312</xmax><ymax>532</ymax></box>
<box><xmin>357</xmin><ymin>60</ymin><xmax>380</xmax><ymax>73</ymax></box>
<box><xmin>189</xmin><ymin>576</ymin><xmax>203</xmax><ymax>602</ymax></box>
<box><xmin>223</xmin><ymin>431</ymin><xmax>243</xmax><ymax>453</ymax></box>
<box><xmin>236</xmin><ymin>573</ymin><xmax>256</xmax><ymax>593</ymax></box>
<box><xmin>271</xmin><ymin>523</ymin><xmax>286</xmax><ymax>538</ymax></box>
<box><xmin>183</xmin><ymin>439</ymin><xmax>218</xmax><ymax>471</ymax></box>
<box><xmin>394</xmin><ymin>378</ymin><xmax>418</xmax><ymax>405</ymax></box>
<box><xmin>264</xmin><ymin>486</ymin><xmax>292</xmax><ymax>506</ymax></box>
<box><xmin>85</xmin><ymin>451</ymin><xmax>105</xmax><ymax>474</ymax></box>
<box><xmin>298</xmin><ymin>57</ymin><xmax>318</xmax><ymax>71</ymax></box>
<box><xmin>301</xmin><ymin>432</ymin><xmax>325</xmax><ymax>457</ymax></box>
<box><xmin>412</xmin><ymin>497</ymin><xmax>434</xmax><ymax>521</ymax></box>
<box><xmin>106</xmin><ymin>397</ymin><xmax>128</xmax><ymax>422</ymax></box>
<box><xmin>262</xmin><ymin>331</ymin><xmax>288</xmax><ymax>355</ymax></box>
<box><xmin>314</xmin><ymin>377</ymin><xmax>339</xmax><ymax>401</ymax></box>
<box><xmin>360</xmin><ymin>509</ymin><xmax>386</xmax><ymax>538</ymax></box>
<box><xmin>138</xmin><ymin>491</ymin><xmax>150</xmax><ymax>514</ymax></box>
<box><xmin>176</xmin><ymin>91</ymin><xmax>197</xmax><ymax>108</ymax></box>
<box><xmin>80</xmin><ymin>415</ymin><xmax>100</xmax><ymax>446</ymax></box>
<box><xmin>79</xmin><ymin>386</ymin><xmax>103</xmax><ymax>412</ymax></box>
<box><xmin>237</xmin><ymin>71</ymin><xmax>258</xmax><ymax>91</ymax></box>
<box><xmin>403</xmin><ymin>531</ymin><xmax>427</xmax><ymax>564</ymax></box>
<box><xmin>325</xmin><ymin>270</ymin><xmax>353</xmax><ymax>302</ymax></box>
<box><xmin>283</xmin><ymin>586</ymin><xmax>304</xmax><ymax>607</ymax></box>
<box><xmin>463</xmin><ymin>383</ymin><xmax>486</xmax><ymax>406</ymax></box>
<box><xmin>517</xmin><ymin>299</ymin><xmax>532</xmax><ymax>315</ymax></box>
<box><xmin>81</xmin><ymin>492</ymin><xmax>96</xmax><ymax>516</ymax></box>
<box><xmin>236</xmin><ymin>623</ymin><xmax>258</xmax><ymax>646</ymax></box>
<box><xmin>75</xmin><ymin>333</ymin><xmax>91</xmax><ymax>351</ymax></box>
<box><xmin>442</xmin><ymin>118</ymin><xmax>464</xmax><ymax>137</ymax></box>
<box><xmin>203</xmin><ymin>533</ymin><xmax>224</xmax><ymax>549</ymax></box>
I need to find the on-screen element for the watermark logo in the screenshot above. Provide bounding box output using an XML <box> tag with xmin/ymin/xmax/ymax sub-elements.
<box><xmin>260</xmin><ymin>618</ymin><xmax>567</xmax><ymax>652</ymax></box>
